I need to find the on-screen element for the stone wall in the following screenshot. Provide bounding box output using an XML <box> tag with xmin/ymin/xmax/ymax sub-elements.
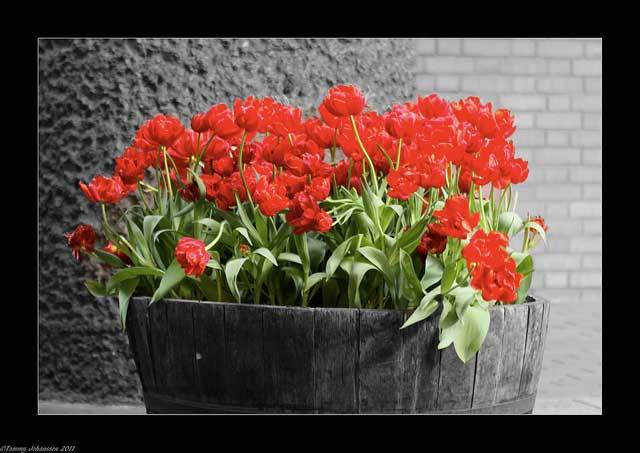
<box><xmin>38</xmin><ymin>38</ymin><xmax>416</xmax><ymax>402</ymax></box>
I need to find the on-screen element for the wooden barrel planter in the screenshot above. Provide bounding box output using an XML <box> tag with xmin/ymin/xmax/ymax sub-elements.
<box><xmin>125</xmin><ymin>295</ymin><xmax>550</xmax><ymax>414</ymax></box>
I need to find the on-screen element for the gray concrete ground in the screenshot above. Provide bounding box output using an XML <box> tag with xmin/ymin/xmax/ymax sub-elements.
<box><xmin>38</xmin><ymin>300</ymin><xmax>602</xmax><ymax>415</ymax></box>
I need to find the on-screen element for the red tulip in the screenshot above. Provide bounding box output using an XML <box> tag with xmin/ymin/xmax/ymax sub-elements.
<box><xmin>64</xmin><ymin>224</ymin><xmax>97</xmax><ymax>261</ymax></box>
<box><xmin>175</xmin><ymin>237</ymin><xmax>210</xmax><ymax>277</ymax></box>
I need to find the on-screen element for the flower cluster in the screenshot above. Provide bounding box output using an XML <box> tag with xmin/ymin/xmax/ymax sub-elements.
<box><xmin>65</xmin><ymin>84</ymin><xmax>547</xmax><ymax>361</ymax></box>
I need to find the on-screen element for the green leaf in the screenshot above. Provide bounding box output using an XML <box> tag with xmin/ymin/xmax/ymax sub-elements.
<box><xmin>150</xmin><ymin>259</ymin><xmax>186</xmax><ymax>304</ymax></box>
<box><xmin>441</xmin><ymin>261</ymin><xmax>458</xmax><ymax>293</ymax></box>
<box><xmin>293</xmin><ymin>233</ymin><xmax>310</xmax><ymax>277</ymax></box>
<box><xmin>516</xmin><ymin>272</ymin><xmax>533</xmax><ymax>304</ymax></box>
<box><xmin>85</xmin><ymin>280</ymin><xmax>110</xmax><ymax>297</ymax></box>
<box><xmin>322</xmin><ymin>278</ymin><xmax>341</xmax><ymax>307</ymax></box>
<box><xmin>143</xmin><ymin>215</ymin><xmax>165</xmax><ymax>244</ymax></box>
<box><xmin>421</xmin><ymin>255</ymin><xmax>444</xmax><ymax>290</ymax></box>
<box><xmin>235</xmin><ymin>227</ymin><xmax>253</xmax><ymax>246</ymax></box>
<box><xmin>514</xmin><ymin>253</ymin><xmax>534</xmax><ymax>275</ymax></box>
<box><xmin>93</xmin><ymin>249</ymin><xmax>126</xmax><ymax>268</ymax></box>
<box><xmin>453</xmin><ymin>303</ymin><xmax>490</xmax><ymax>363</ymax></box>
<box><xmin>278</xmin><ymin>252</ymin><xmax>302</xmax><ymax>265</ymax></box>
<box><xmin>106</xmin><ymin>267</ymin><xmax>164</xmax><ymax>293</ymax></box>
<box><xmin>206</xmin><ymin>259</ymin><xmax>223</xmax><ymax>270</ymax></box>
<box><xmin>118</xmin><ymin>278</ymin><xmax>139</xmax><ymax>333</ymax></box>
<box><xmin>282</xmin><ymin>265</ymin><xmax>304</xmax><ymax>293</ymax></box>
<box><xmin>451</xmin><ymin>286</ymin><xmax>476</xmax><ymax>321</ymax></box>
<box><xmin>438</xmin><ymin>298</ymin><xmax>461</xmax><ymax>349</ymax></box>
<box><xmin>253</xmin><ymin>247</ymin><xmax>278</xmax><ymax>266</ymax></box>
<box><xmin>234</xmin><ymin>195</ymin><xmax>264</xmax><ymax>247</ymax></box>
<box><xmin>394</xmin><ymin>216</ymin><xmax>428</xmax><ymax>258</ymax></box>
<box><xmin>348</xmin><ymin>260</ymin><xmax>377</xmax><ymax>308</ymax></box>
<box><xmin>358</xmin><ymin>246</ymin><xmax>393</xmax><ymax>285</ymax></box>
<box><xmin>307</xmin><ymin>236</ymin><xmax>327</xmax><ymax>272</ymax></box>
<box><xmin>225</xmin><ymin>258</ymin><xmax>248</xmax><ymax>303</ymax></box>
<box><xmin>497</xmin><ymin>211</ymin><xmax>523</xmax><ymax>237</ymax></box>
<box><xmin>400</xmin><ymin>287</ymin><xmax>441</xmax><ymax>329</ymax></box>
<box><xmin>400</xmin><ymin>249</ymin><xmax>424</xmax><ymax>299</ymax></box>
<box><xmin>187</xmin><ymin>168</ymin><xmax>207</xmax><ymax>201</ymax></box>
<box><xmin>305</xmin><ymin>272</ymin><xmax>327</xmax><ymax>293</ymax></box>
<box><xmin>325</xmin><ymin>236</ymin><xmax>356</xmax><ymax>279</ymax></box>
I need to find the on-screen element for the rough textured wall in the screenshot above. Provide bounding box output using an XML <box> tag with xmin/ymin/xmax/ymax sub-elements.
<box><xmin>38</xmin><ymin>38</ymin><xmax>415</xmax><ymax>403</ymax></box>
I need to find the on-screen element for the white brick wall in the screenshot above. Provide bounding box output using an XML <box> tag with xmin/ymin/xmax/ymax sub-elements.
<box><xmin>414</xmin><ymin>38</ymin><xmax>602</xmax><ymax>304</ymax></box>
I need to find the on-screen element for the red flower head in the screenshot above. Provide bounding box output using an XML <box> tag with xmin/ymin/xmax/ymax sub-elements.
<box><xmin>387</xmin><ymin>166</ymin><xmax>420</xmax><ymax>201</ymax></box>
<box><xmin>233</xmin><ymin>97</ymin><xmax>262</xmax><ymax>132</ymax></box>
<box><xmin>260</xmin><ymin>135</ymin><xmax>288</xmax><ymax>166</ymax></box>
<box><xmin>306</xmin><ymin>176</ymin><xmax>331</xmax><ymax>201</ymax></box>
<box><xmin>318</xmin><ymin>103</ymin><xmax>347</xmax><ymax>128</ymax></box>
<box><xmin>115</xmin><ymin>147</ymin><xmax>147</xmax><ymax>186</ymax></box>
<box><xmin>268</xmin><ymin>104</ymin><xmax>304</xmax><ymax>137</ymax></box>
<box><xmin>322</xmin><ymin>85</ymin><xmax>366</xmax><ymax>117</ymax></box>
<box><xmin>191</xmin><ymin>112</ymin><xmax>211</xmax><ymax>133</ymax></box>
<box><xmin>528</xmin><ymin>216</ymin><xmax>548</xmax><ymax>235</ymax></box>
<box><xmin>417</xmin><ymin>94</ymin><xmax>452</xmax><ymax>119</ymax></box>
<box><xmin>202</xmin><ymin>135</ymin><xmax>231</xmax><ymax>161</ymax></box>
<box><xmin>207</xmin><ymin>155</ymin><xmax>235</xmax><ymax>177</ymax></box>
<box><xmin>253</xmin><ymin>177</ymin><xmax>291</xmax><ymax>217</ymax></box>
<box><xmin>430</xmin><ymin>195</ymin><xmax>480</xmax><ymax>239</ymax></box>
<box><xmin>470</xmin><ymin>259</ymin><xmax>522</xmax><ymax>303</ymax></box>
<box><xmin>462</xmin><ymin>230</ymin><xmax>510</xmax><ymax>269</ymax></box>
<box><xmin>169</xmin><ymin>129</ymin><xmax>202</xmax><ymax>167</ymax></box>
<box><xmin>305</xmin><ymin>118</ymin><xmax>335</xmax><ymax>149</ymax></box>
<box><xmin>102</xmin><ymin>242</ymin><xmax>133</xmax><ymax>266</ymax></box>
<box><xmin>146</xmin><ymin>114</ymin><xmax>185</xmax><ymax>148</ymax></box>
<box><xmin>285</xmin><ymin>192</ymin><xmax>333</xmax><ymax>234</ymax></box>
<box><xmin>510</xmin><ymin>158</ymin><xmax>529</xmax><ymax>185</ymax></box>
<box><xmin>333</xmin><ymin>159</ymin><xmax>363</xmax><ymax>192</ymax></box>
<box><xmin>416</xmin><ymin>227</ymin><xmax>448</xmax><ymax>258</ymax></box>
<box><xmin>199</xmin><ymin>173</ymin><xmax>222</xmax><ymax>201</ymax></box>
<box><xmin>384</xmin><ymin>106</ymin><xmax>423</xmax><ymax>141</ymax></box>
<box><xmin>276</xmin><ymin>172</ymin><xmax>308</xmax><ymax>198</ymax></box>
<box><xmin>80</xmin><ymin>175</ymin><xmax>130</xmax><ymax>204</ymax></box>
<box><xmin>64</xmin><ymin>224</ymin><xmax>97</xmax><ymax>261</ymax></box>
<box><xmin>494</xmin><ymin>109</ymin><xmax>516</xmax><ymax>138</ymax></box>
<box><xmin>206</xmin><ymin>104</ymin><xmax>242</xmax><ymax>139</ymax></box>
<box><xmin>175</xmin><ymin>237</ymin><xmax>210</xmax><ymax>277</ymax></box>
<box><xmin>303</xmin><ymin>153</ymin><xmax>333</xmax><ymax>178</ymax></box>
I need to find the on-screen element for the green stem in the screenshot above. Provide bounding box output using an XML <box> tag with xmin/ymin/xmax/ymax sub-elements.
<box><xmin>237</xmin><ymin>131</ymin><xmax>254</xmax><ymax>206</ymax></box>
<box><xmin>349</xmin><ymin>115</ymin><xmax>379</xmax><ymax>192</ymax></box>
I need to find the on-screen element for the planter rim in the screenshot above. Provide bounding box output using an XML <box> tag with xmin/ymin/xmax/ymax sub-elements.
<box><xmin>131</xmin><ymin>293</ymin><xmax>549</xmax><ymax>313</ymax></box>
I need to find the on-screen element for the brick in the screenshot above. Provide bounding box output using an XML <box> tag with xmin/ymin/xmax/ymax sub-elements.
<box><xmin>512</xmin><ymin>40</ymin><xmax>536</xmax><ymax>56</ymax></box>
<box><xmin>583</xmin><ymin>184</ymin><xmax>602</xmax><ymax>200</ymax></box>
<box><xmin>537</xmin><ymin>77</ymin><xmax>583</xmax><ymax>93</ymax></box>
<box><xmin>541</xmin><ymin>166</ymin><xmax>570</xmax><ymax>182</ymax></box>
<box><xmin>585</xmin><ymin>41</ymin><xmax>602</xmax><ymax>58</ymax></box>
<box><xmin>533</xmin><ymin>148</ymin><xmax>580</xmax><ymax>165</ymax></box>
<box><xmin>581</xmin><ymin>289</ymin><xmax>602</xmax><ymax>304</ymax></box>
<box><xmin>572</xmin><ymin>95</ymin><xmax>601</xmax><ymax>112</ymax></box>
<box><xmin>516</xmin><ymin>113</ymin><xmax>535</xmax><ymax>129</ymax></box>
<box><xmin>582</xmin><ymin>149</ymin><xmax>602</xmax><ymax>165</ymax></box>
<box><xmin>500</xmin><ymin>58</ymin><xmax>548</xmax><ymax>75</ymax></box>
<box><xmin>570</xmin><ymin>236</ymin><xmax>602</xmax><ymax>253</ymax></box>
<box><xmin>437</xmin><ymin>39</ymin><xmax>461</xmax><ymax>55</ymax></box>
<box><xmin>513</xmin><ymin>77</ymin><xmax>537</xmax><ymax>92</ymax></box>
<box><xmin>543</xmin><ymin>219</ymin><xmax>581</xmax><ymax>235</ymax></box>
<box><xmin>570</xmin><ymin>272</ymin><xmax>602</xmax><ymax>288</ymax></box>
<box><xmin>463</xmin><ymin>39</ymin><xmax>511</xmax><ymax>56</ymax></box>
<box><xmin>416</xmin><ymin>74</ymin><xmax>435</xmax><ymax>91</ymax></box>
<box><xmin>435</xmin><ymin>75</ymin><xmax>460</xmax><ymax>91</ymax></box>
<box><xmin>573</xmin><ymin>59</ymin><xmax>602</xmax><ymax>76</ymax></box>
<box><xmin>548</xmin><ymin>59</ymin><xmax>571</xmax><ymax>75</ymax></box>
<box><xmin>461</xmin><ymin>75</ymin><xmax>512</xmax><ymax>92</ymax></box>
<box><xmin>546</xmin><ymin>203</ymin><xmax>569</xmax><ymax>217</ymax></box>
<box><xmin>547</xmin><ymin>95</ymin><xmax>571</xmax><ymax>112</ymax></box>
<box><xmin>534</xmin><ymin>289</ymin><xmax>581</xmax><ymax>304</ymax></box>
<box><xmin>582</xmin><ymin>255</ymin><xmax>602</xmax><ymax>270</ymax></box>
<box><xmin>570</xmin><ymin>202</ymin><xmax>601</xmax><ymax>217</ymax></box>
<box><xmin>416</xmin><ymin>39</ymin><xmax>436</xmax><ymax>55</ymax></box>
<box><xmin>422</xmin><ymin>57</ymin><xmax>475</xmax><ymax>74</ymax></box>
<box><xmin>571</xmin><ymin>131</ymin><xmax>601</xmax><ymax>147</ymax></box>
<box><xmin>474</xmin><ymin>58</ymin><xmax>501</xmax><ymax>73</ymax></box>
<box><xmin>515</xmin><ymin>147</ymin><xmax>533</xmax><ymax>162</ymax></box>
<box><xmin>536</xmin><ymin>184</ymin><xmax>581</xmax><ymax>200</ymax></box>
<box><xmin>546</xmin><ymin>131</ymin><xmax>570</xmax><ymax>146</ymax></box>
<box><xmin>513</xmin><ymin>130</ymin><xmax>546</xmax><ymax>147</ymax></box>
<box><xmin>583</xmin><ymin>220</ymin><xmax>602</xmax><ymax>235</ymax></box>
<box><xmin>535</xmin><ymin>254</ymin><xmax>581</xmax><ymax>271</ymax></box>
<box><xmin>537</xmin><ymin>113</ymin><xmax>581</xmax><ymax>129</ymax></box>
<box><xmin>570</xmin><ymin>167</ymin><xmax>601</xmax><ymax>183</ymax></box>
<box><xmin>499</xmin><ymin>94</ymin><xmax>546</xmax><ymax>111</ymax></box>
<box><xmin>583</xmin><ymin>114</ymin><xmax>602</xmax><ymax>130</ymax></box>
<box><xmin>537</xmin><ymin>40</ymin><xmax>584</xmax><ymax>58</ymax></box>
<box><xmin>545</xmin><ymin>272</ymin><xmax>569</xmax><ymax>289</ymax></box>
<box><xmin>585</xmin><ymin>77</ymin><xmax>602</xmax><ymax>94</ymax></box>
